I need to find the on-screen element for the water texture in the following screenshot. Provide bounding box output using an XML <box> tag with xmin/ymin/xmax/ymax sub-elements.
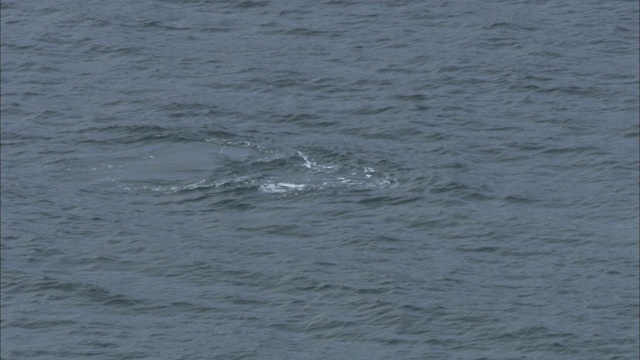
<box><xmin>1</xmin><ymin>0</ymin><xmax>638</xmax><ymax>359</ymax></box>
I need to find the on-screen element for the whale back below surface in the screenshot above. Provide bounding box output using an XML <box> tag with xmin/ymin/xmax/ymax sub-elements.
<box><xmin>107</xmin><ymin>141</ymin><xmax>262</xmax><ymax>183</ymax></box>
<box><xmin>102</xmin><ymin>138</ymin><xmax>396</xmax><ymax>194</ymax></box>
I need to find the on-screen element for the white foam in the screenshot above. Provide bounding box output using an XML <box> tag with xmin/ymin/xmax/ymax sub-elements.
<box><xmin>297</xmin><ymin>151</ymin><xmax>316</xmax><ymax>168</ymax></box>
<box><xmin>259</xmin><ymin>182</ymin><xmax>306</xmax><ymax>194</ymax></box>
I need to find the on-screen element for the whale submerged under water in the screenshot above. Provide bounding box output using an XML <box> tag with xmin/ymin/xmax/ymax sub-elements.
<box><xmin>100</xmin><ymin>138</ymin><xmax>396</xmax><ymax>195</ymax></box>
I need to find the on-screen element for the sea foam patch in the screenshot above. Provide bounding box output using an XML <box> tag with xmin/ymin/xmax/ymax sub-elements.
<box><xmin>259</xmin><ymin>182</ymin><xmax>307</xmax><ymax>194</ymax></box>
<box><xmin>256</xmin><ymin>151</ymin><xmax>396</xmax><ymax>194</ymax></box>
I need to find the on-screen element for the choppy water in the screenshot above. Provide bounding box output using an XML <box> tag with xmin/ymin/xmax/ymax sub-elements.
<box><xmin>1</xmin><ymin>1</ymin><xmax>639</xmax><ymax>359</ymax></box>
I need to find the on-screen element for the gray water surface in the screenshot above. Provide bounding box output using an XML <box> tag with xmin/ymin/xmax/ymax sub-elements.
<box><xmin>1</xmin><ymin>1</ymin><xmax>639</xmax><ymax>359</ymax></box>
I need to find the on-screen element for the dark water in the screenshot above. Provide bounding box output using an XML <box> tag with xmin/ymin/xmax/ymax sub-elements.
<box><xmin>1</xmin><ymin>1</ymin><xmax>638</xmax><ymax>359</ymax></box>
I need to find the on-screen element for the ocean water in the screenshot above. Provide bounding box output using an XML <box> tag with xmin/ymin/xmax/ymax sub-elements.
<box><xmin>1</xmin><ymin>1</ymin><xmax>638</xmax><ymax>359</ymax></box>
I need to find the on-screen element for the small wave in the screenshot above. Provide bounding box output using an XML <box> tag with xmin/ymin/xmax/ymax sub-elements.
<box><xmin>118</xmin><ymin>175</ymin><xmax>260</xmax><ymax>194</ymax></box>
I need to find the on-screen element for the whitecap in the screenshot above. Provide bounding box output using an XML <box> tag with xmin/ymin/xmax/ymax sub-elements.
<box><xmin>259</xmin><ymin>182</ymin><xmax>306</xmax><ymax>194</ymax></box>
